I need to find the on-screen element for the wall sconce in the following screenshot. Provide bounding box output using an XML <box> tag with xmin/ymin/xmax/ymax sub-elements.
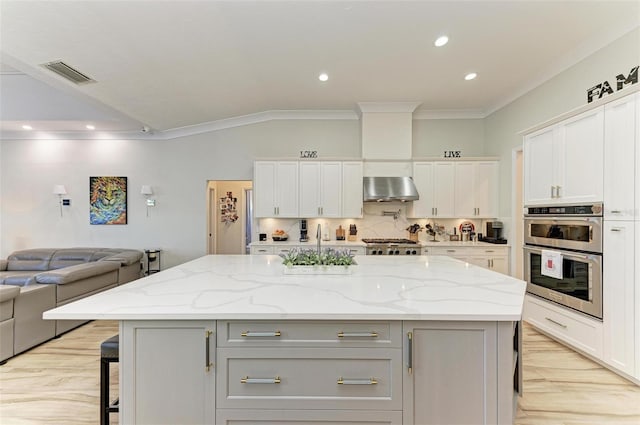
<box><xmin>141</xmin><ymin>185</ymin><xmax>155</xmax><ymax>217</ymax></box>
<box><xmin>52</xmin><ymin>184</ymin><xmax>67</xmax><ymax>217</ymax></box>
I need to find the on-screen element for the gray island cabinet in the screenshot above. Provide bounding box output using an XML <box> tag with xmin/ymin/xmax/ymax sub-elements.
<box><xmin>44</xmin><ymin>255</ymin><xmax>526</xmax><ymax>425</ymax></box>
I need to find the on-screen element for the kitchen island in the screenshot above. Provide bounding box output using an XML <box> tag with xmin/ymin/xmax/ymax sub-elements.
<box><xmin>44</xmin><ymin>255</ymin><xmax>526</xmax><ymax>425</ymax></box>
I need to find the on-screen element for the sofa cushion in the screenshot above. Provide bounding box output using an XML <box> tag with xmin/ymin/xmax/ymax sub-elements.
<box><xmin>7</xmin><ymin>249</ymin><xmax>56</xmax><ymax>271</ymax></box>
<box><xmin>0</xmin><ymin>271</ymin><xmax>39</xmax><ymax>286</ymax></box>
<box><xmin>35</xmin><ymin>261</ymin><xmax>120</xmax><ymax>285</ymax></box>
<box><xmin>0</xmin><ymin>285</ymin><xmax>20</xmax><ymax>304</ymax></box>
<box><xmin>0</xmin><ymin>285</ymin><xmax>20</xmax><ymax>321</ymax></box>
<box><xmin>96</xmin><ymin>249</ymin><xmax>144</xmax><ymax>266</ymax></box>
<box><xmin>49</xmin><ymin>248</ymin><xmax>98</xmax><ymax>270</ymax></box>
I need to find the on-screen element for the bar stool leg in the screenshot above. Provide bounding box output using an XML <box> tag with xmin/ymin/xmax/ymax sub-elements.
<box><xmin>100</xmin><ymin>356</ymin><xmax>109</xmax><ymax>425</ymax></box>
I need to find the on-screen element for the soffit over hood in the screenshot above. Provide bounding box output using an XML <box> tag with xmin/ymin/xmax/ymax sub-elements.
<box><xmin>363</xmin><ymin>176</ymin><xmax>419</xmax><ymax>202</ymax></box>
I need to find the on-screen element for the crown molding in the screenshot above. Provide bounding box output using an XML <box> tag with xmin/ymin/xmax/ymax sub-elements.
<box><xmin>357</xmin><ymin>102</ymin><xmax>422</xmax><ymax>114</ymax></box>
<box><xmin>413</xmin><ymin>109</ymin><xmax>486</xmax><ymax>119</ymax></box>
<box><xmin>160</xmin><ymin>109</ymin><xmax>358</xmax><ymax>139</ymax></box>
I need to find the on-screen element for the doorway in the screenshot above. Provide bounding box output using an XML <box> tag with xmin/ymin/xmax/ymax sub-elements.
<box><xmin>206</xmin><ymin>180</ymin><xmax>253</xmax><ymax>255</ymax></box>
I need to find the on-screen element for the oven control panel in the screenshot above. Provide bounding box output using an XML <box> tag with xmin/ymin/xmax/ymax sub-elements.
<box><xmin>526</xmin><ymin>203</ymin><xmax>602</xmax><ymax>216</ymax></box>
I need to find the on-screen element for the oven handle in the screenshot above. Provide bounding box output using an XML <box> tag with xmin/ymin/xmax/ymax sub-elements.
<box><xmin>522</xmin><ymin>245</ymin><xmax>600</xmax><ymax>262</ymax></box>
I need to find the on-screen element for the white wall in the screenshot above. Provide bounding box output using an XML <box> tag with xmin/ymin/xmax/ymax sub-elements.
<box><xmin>0</xmin><ymin>119</ymin><xmax>360</xmax><ymax>267</ymax></box>
<box><xmin>413</xmin><ymin>119</ymin><xmax>485</xmax><ymax>158</ymax></box>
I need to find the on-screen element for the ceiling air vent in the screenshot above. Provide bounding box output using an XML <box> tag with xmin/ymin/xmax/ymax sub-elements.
<box><xmin>41</xmin><ymin>60</ymin><xmax>96</xmax><ymax>85</ymax></box>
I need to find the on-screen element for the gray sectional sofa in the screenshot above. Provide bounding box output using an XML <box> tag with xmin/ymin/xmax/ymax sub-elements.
<box><xmin>0</xmin><ymin>248</ymin><xmax>144</xmax><ymax>363</ymax></box>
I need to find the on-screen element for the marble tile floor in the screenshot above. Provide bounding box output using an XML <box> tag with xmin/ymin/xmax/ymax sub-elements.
<box><xmin>0</xmin><ymin>321</ymin><xmax>639</xmax><ymax>424</ymax></box>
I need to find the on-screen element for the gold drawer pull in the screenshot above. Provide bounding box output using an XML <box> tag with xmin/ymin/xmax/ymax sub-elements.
<box><xmin>241</xmin><ymin>376</ymin><xmax>281</xmax><ymax>384</ymax></box>
<box><xmin>337</xmin><ymin>377</ymin><xmax>377</xmax><ymax>385</ymax></box>
<box><xmin>337</xmin><ymin>331</ymin><xmax>378</xmax><ymax>338</ymax></box>
<box><xmin>241</xmin><ymin>331</ymin><xmax>282</xmax><ymax>337</ymax></box>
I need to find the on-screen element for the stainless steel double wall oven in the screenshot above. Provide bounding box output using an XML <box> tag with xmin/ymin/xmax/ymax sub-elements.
<box><xmin>523</xmin><ymin>203</ymin><xmax>603</xmax><ymax>319</ymax></box>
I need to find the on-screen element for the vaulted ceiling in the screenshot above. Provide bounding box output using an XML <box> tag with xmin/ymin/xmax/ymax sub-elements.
<box><xmin>1</xmin><ymin>1</ymin><xmax>638</xmax><ymax>138</ymax></box>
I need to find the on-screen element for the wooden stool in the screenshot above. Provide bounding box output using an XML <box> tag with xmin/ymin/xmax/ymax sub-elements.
<box><xmin>100</xmin><ymin>335</ymin><xmax>119</xmax><ymax>425</ymax></box>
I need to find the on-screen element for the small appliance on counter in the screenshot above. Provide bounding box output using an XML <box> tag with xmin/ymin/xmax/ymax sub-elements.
<box><xmin>299</xmin><ymin>219</ymin><xmax>308</xmax><ymax>242</ymax></box>
<box><xmin>482</xmin><ymin>221</ymin><xmax>507</xmax><ymax>244</ymax></box>
<box><xmin>348</xmin><ymin>224</ymin><xmax>357</xmax><ymax>241</ymax></box>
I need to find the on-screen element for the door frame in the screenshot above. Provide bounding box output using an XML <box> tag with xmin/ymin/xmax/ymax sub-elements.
<box><xmin>511</xmin><ymin>146</ymin><xmax>524</xmax><ymax>279</ymax></box>
<box><xmin>207</xmin><ymin>184</ymin><xmax>216</xmax><ymax>255</ymax></box>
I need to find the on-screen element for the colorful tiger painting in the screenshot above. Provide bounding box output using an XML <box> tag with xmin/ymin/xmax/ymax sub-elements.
<box><xmin>90</xmin><ymin>176</ymin><xmax>127</xmax><ymax>225</ymax></box>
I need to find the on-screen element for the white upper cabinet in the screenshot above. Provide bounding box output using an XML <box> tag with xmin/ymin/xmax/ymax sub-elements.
<box><xmin>342</xmin><ymin>161</ymin><xmax>364</xmax><ymax>218</ymax></box>
<box><xmin>255</xmin><ymin>161</ymin><xmax>362</xmax><ymax>218</ymax></box>
<box><xmin>524</xmin><ymin>108</ymin><xmax>604</xmax><ymax>206</ymax></box>
<box><xmin>411</xmin><ymin>161</ymin><xmax>496</xmax><ymax>218</ymax></box>
<box><xmin>299</xmin><ymin>162</ymin><xmax>342</xmax><ymax>218</ymax></box>
<box><xmin>604</xmin><ymin>94</ymin><xmax>637</xmax><ymax>220</ymax></box>
<box><xmin>409</xmin><ymin>162</ymin><xmax>455</xmax><ymax>218</ymax></box>
<box><xmin>454</xmin><ymin>161</ymin><xmax>498</xmax><ymax>218</ymax></box>
<box><xmin>254</xmin><ymin>161</ymin><xmax>299</xmax><ymax>218</ymax></box>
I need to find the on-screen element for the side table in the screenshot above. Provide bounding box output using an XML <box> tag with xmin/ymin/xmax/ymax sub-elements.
<box><xmin>144</xmin><ymin>249</ymin><xmax>161</xmax><ymax>275</ymax></box>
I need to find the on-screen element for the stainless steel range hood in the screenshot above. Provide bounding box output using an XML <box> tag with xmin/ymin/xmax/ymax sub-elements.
<box><xmin>363</xmin><ymin>176</ymin><xmax>419</xmax><ymax>202</ymax></box>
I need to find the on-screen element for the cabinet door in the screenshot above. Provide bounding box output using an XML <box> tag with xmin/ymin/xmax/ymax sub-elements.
<box><xmin>299</xmin><ymin>162</ymin><xmax>321</xmax><ymax>217</ymax></box>
<box><xmin>474</xmin><ymin>162</ymin><xmax>499</xmax><ymax>218</ymax></box>
<box><xmin>342</xmin><ymin>161</ymin><xmax>363</xmax><ymax>218</ymax></box>
<box><xmin>557</xmin><ymin>108</ymin><xmax>604</xmax><ymax>204</ymax></box>
<box><xmin>604</xmin><ymin>95</ymin><xmax>637</xmax><ymax>220</ymax></box>
<box><xmin>454</xmin><ymin>162</ymin><xmax>476</xmax><ymax>217</ymax></box>
<box><xmin>121</xmin><ymin>321</ymin><xmax>216</xmax><ymax>425</ymax></box>
<box><xmin>275</xmin><ymin>161</ymin><xmax>299</xmax><ymax>217</ymax></box>
<box><xmin>432</xmin><ymin>163</ymin><xmax>455</xmax><ymax>217</ymax></box>
<box><xmin>254</xmin><ymin>161</ymin><xmax>277</xmax><ymax>217</ymax></box>
<box><xmin>603</xmin><ymin>221</ymin><xmax>636</xmax><ymax>376</ymax></box>
<box><xmin>409</xmin><ymin>162</ymin><xmax>434</xmax><ymax>217</ymax></box>
<box><xmin>320</xmin><ymin>162</ymin><xmax>342</xmax><ymax>217</ymax></box>
<box><xmin>523</xmin><ymin>126</ymin><xmax>557</xmax><ymax>205</ymax></box>
<box><xmin>403</xmin><ymin>322</ymin><xmax>499</xmax><ymax>425</ymax></box>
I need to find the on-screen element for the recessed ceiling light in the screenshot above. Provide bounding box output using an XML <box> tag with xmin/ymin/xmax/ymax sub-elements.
<box><xmin>434</xmin><ymin>35</ymin><xmax>449</xmax><ymax>47</ymax></box>
<box><xmin>22</xmin><ymin>125</ymin><xmax>33</xmax><ymax>130</ymax></box>
<box><xmin>318</xmin><ymin>73</ymin><xmax>329</xmax><ymax>82</ymax></box>
<box><xmin>464</xmin><ymin>72</ymin><xmax>477</xmax><ymax>81</ymax></box>
<box><xmin>86</xmin><ymin>124</ymin><xmax>95</xmax><ymax>130</ymax></box>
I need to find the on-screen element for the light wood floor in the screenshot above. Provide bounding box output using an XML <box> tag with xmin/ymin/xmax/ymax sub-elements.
<box><xmin>1</xmin><ymin>321</ymin><xmax>639</xmax><ymax>424</ymax></box>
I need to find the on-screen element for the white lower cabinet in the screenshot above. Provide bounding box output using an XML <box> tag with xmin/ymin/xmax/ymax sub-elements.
<box><xmin>428</xmin><ymin>246</ymin><xmax>509</xmax><ymax>275</ymax></box>
<box><xmin>523</xmin><ymin>295</ymin><xmax>603</xmax><ymax>358</ymax></box>
<box><xmin>121</xmin><ymin>320</ymin><xmax>216</xmax><ymax>425</ymax></box>
<box><xmin>603</xmin><ymin>221</ymin><xmax>636</xmax><ymax>376</ymax></box>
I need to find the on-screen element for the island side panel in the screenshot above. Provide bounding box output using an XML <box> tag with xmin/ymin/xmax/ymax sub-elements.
<box><xmin>402</xmin><ymin>321</ymin><xmax>517</xmax><ymax>425</ymax></box>
<box><xmin>121</xmin><ymin>320</ymin><xmax>216</xmax><ymax>425</ymax></box>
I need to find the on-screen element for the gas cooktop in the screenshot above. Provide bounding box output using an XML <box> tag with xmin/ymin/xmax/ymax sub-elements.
<box><xmin>361</xmin><ymin>238</ymin><xmax>418</xmax><ymax>245</ymax></box>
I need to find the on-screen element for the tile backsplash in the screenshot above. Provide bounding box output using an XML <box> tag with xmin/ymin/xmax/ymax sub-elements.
<box><xmin>256</xmin><ymin>202</ymin><xmax>506</xmax><ymax>243</ymax></box>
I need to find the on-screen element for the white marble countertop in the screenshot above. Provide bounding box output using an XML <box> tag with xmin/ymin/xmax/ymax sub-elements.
<box><xmin>250</xmin><ymin>240</ymin><xmax>366</xmax><ymax>247</ymax></box>
<box><xmin>250</xmin><ymin>239</ymin><xmax>509</xmax><ymax>248</ymax></box>
<box><xmin>44</xmin><ymin>255</ymin><xmax>525</xmax><ymax>322</ymax></box>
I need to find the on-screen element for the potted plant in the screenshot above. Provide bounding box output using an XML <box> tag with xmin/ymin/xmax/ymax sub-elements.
<box><xmin>280</xmin><ymin>248</ymin><xmax>356</xmax><ymax>274</ymax></box>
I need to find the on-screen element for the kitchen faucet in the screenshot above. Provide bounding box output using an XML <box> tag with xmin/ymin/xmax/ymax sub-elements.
<box><xmin>316</xmin><ymin>223</ymin><xmax>322</xmax><ymax>255</ymax></box>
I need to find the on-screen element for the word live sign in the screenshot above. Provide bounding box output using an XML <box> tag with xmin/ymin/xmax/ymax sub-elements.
<box><xmin>587</xmin><ymin>65</ymin><xmax>638</xmax><ymax>103</ymax></box>
<box><xmin>444</xmin><ymin>151</ymin><xmax>462</xmax><ymax>158</ymax></box>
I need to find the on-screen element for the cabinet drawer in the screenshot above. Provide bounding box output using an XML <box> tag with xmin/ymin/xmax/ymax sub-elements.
<box><xmin>523</xmin><ymin>295</ymin><xmax>603</xmax><ymax>357</ymax></box>
<box><xmin>218</xmin><ymin>321</ymin><xmax>401</xmax><ymax>348</ymax></box>
<box><xmin>217</xmin><ymin>347</ymin><xmax>402</xmax><ymax>410</ymax></box>
<box><xmin>250</xmin><ymin>246</ymin><xmax>274</xmax><ymax>255</ymax></box>
<box><xmin>217</xmin><ymin>409</ymin><xmax>402</xmax><ymax>424</ymax></box>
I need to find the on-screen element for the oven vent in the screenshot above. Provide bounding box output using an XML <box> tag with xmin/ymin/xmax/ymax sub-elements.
<box><xmin>41</xmin><ymin>60</ymin><xmax>96</xmax><ymax>85</ymax></box>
